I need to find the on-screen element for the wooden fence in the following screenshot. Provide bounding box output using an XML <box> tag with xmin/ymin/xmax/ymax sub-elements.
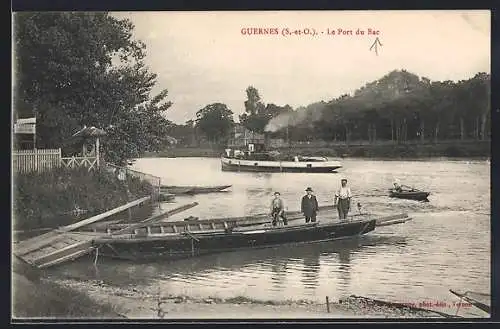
<box><xmin>105</xmin><ymin>163</ymin><xmax>161</xmax><ymax>201</ymax></box>
<box><xmin>12</xmin><ymin>149</ymin><xmax>62</xmax><ymax>174</ymax></box>
<box><xmin>61</xmin><ymin>156</ymin><xmax>98</xmax><ymax>171</ymax></box>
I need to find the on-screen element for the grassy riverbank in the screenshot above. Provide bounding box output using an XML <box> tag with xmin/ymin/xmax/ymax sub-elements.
<box><xmin>12</xmin><ymin>273</ymin><xmax>124</xmax><ymax>319</ymax></box>
<box><xmin>12</xmin><ymin>167</ymin><xmax>153</xmax><ymax>231</ymax></box>
<box><xmin>144</xmin><ymin>141</ymin><xmax>490</xmax><ymax>159</ymax></box>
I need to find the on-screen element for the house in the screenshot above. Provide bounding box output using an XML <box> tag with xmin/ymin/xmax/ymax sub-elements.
<box><xmin>227</xmin><ymin>124</ymin><xmax>266</xmax><ymax>151</ymax></box>
<box><xmin>13</xmin><ymin>117</ymin><xmax>36</xmax><ymax>150</ymax></box>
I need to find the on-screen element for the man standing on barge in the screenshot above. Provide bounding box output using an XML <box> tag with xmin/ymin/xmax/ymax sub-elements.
<box><xmin>334</xmin><ymin>178</ymin><xmax>352</xmax><ymax>220</ymax></box>
<box><xmin>301</xmin><ymin>187</ymin><xmax>319</xmax><ymax>223</ymax></box>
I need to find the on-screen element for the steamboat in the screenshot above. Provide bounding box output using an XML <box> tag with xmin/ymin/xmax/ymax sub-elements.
<box><xmin>221</xmin><ymin>143</ymin><xmax>342</xmax><ymax>173</ymax></box>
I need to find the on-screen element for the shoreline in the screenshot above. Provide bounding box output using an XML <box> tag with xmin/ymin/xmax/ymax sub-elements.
<box><xmin>30</xmin><ymin>277</ymin><xmax>451</xmax><ymax>319</ymax></box>
<box><xmin>143</xmin><ymin>141</ymin><xmax>490</xmax><ymax>160</ymax></box>
<box><xmin>142</xmin><ymin>153</ymin><xmax>490</xmax><ymax>162</ymax></box>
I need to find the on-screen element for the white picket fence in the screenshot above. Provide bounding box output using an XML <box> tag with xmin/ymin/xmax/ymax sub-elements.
<box><xmin>12</xmin><ymin>149</ymin><xmax>62</xmax><ymax>174</ymax></box>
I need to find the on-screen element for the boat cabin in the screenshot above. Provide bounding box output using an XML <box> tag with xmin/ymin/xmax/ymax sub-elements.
<box><xmin>225</xmin><ymin>142</ymin><xmax>267</xmax><ymax>159</ymax></box>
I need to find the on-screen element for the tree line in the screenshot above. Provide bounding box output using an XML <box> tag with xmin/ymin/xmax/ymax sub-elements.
<box><xmin>175</xmin><ymin>70</ymin><xmax>490</xmax><ymax>146</ymax></box>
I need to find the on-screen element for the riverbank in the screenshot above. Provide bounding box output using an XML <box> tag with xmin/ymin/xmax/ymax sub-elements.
<box><xmin>13</xmin><ymin>167</ymin><xmax>153</xmax><ymax>231</ymax></box>
<box><xmin>42</xmin><ymin>278</ymin><xmax>448</xmax><ymax>319</ymax></box>
<box><xmin>144</xmin><ymin>140</ymin><xmax>490</xmax><ymax>159</ymax></box>
<box><xmin>12</xmin><ymin>273</ymin><xmax>125</xmax><ymax>319</ymax></box>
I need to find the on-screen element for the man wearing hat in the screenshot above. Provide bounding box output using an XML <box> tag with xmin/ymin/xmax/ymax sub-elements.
<box><xmin>334</xmin><ymin>178</ymin><xmax>352</xmax><ymax>220</ymax></box>
<box><xmin>270</xmin><ymin>192</ymin><xmax>288</xmax><ymax>226</ymax></box>
<box><xmin>301</xmin><ymin>187</ymin><xmax>319</xmax><ymax>223</ymax></box>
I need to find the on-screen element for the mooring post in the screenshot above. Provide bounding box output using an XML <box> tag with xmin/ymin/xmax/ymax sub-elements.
<box><xmin>94</xmin><ymin>247</ymin><xmax>99</xmax><ymax>265</ymax></box>
<box><xmin>326</xmin><ymin>296</ymin><xmax>330</xmax><ymax>313</ymax></box>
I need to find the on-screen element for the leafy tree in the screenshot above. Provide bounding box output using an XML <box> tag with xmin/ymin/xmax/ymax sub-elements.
<box><xmin>239</xmin><ymin>86</ymin><xmax>268</xmax><ymax>133</ymax></box>
<box><xmin>13</xmin><ymin>12</ymin><xmax>173</xmax><ymax>165</ymax></box>
<box><xmin>195</xmin><ymin>103</ymin><xmax>234</xmax><ymax>144</ymax></box>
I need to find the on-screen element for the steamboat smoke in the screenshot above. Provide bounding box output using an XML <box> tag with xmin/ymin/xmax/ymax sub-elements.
<box><xmin>264</xmin><ymin>105</ymin><xmax>325</xmax><ymax>133</ymax></box>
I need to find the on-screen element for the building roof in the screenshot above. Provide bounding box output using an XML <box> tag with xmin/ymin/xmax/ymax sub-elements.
<box><xmin>16</xmin><ymin>117</ymin><xmax>36</xmax><ymax>124</ymax></box>
<box><xmin>72</xmin><ymin>126</ymin><xmax>107</xmax><ymax>137</ymax></box>
<box><xmin>165</xmin><ymin>135</ymin><xmax>178</xmax><ymax>144</ymax></box>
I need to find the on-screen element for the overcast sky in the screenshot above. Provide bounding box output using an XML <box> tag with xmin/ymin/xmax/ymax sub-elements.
<box><xmin>113</xmin><ymin>10</ymin><xmax>490</xmax><ymax>124</ymax></box>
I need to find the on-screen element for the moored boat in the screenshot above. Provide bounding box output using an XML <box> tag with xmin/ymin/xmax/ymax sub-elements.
<box><xmin>91</xmin><ymin>210</ymin><xmax>411</xmax><ymax>261</ymax></box>
<box><xmin>160</xmin><ymin>185</ymin><xmax>232</xmax><ymax>195</ymax></box>
<box><xmin>83</xmin><ymin>205</ymin><xmax>410</xmax><ymax>232</ymax></box>
<box><xmin>94</xmin><ymin>218</ymin><xmax>378</xmax><ymax>261</ymax></box>
<box><xmin>158</xmin><ymin>193</ymin><xmax>175</xmax><ymax>202</ymax></box>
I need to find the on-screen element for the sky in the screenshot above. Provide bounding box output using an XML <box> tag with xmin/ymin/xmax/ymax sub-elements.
<box><xmin>113</xmin><ymin>11</ymin><xmax>491</xmax><ymax>124</ymax></box>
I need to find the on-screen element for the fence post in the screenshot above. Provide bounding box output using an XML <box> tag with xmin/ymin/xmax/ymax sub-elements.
<box><xmin>326</xmin><ymin>296</ymin><xmax>330</xmax><ymax>313</ymax></box>
<box><xmin>34</xmin><ymin>148</ymin><xmax>38</xmax><ymax>172</ymax></box>
<box><xmin>58</xmin><ymin>148</ymin><xmax>62</xmax><ymax>168</ymax></box>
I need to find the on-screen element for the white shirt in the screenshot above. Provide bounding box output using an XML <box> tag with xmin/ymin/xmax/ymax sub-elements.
<box><xmin>335</xmin><ymin>186</ymin><xmax>352</xmax><ymax>199</ymax></box>
<box><xmin>271</xmin><ymin>198</ymin><xmax>285</xmax><ymax>210</ymax></box>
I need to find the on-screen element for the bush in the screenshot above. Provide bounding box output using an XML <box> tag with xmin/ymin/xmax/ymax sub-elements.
<box><xmin>12</xmin><ymin>274</ymin><xmax>122</xmax><ymax>318</ymax></box>
<box><xmin>351</xmin><ymin>147</ymin><xmax>367</xmax><ymax>157</ymax></box>
<box><xmin>13</xmin><ymin>167</ymin><xmax>153</xmax><ymax>231</ymax></box>
<box><xmin>443</xmin><ymin>145</ymin><xmax>465</xmax><ymax>157</ymax></box>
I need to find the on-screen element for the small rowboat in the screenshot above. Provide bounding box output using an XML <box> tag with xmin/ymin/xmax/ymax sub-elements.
<box><xmin>160</xmin><ymin>185</ymin><xmax>232</xmax><ymax>195</ymax></box>
<box><xmin>389</xmin><ymin>189</ymin><xmax>430</xmax><ymax>201</ymax></box>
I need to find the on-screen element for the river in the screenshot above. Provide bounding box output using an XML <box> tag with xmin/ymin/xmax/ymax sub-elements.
<box><xmin>47</xmin><ymin>157</ymin><xmax>491</xmax><ymax>317</ymax></box>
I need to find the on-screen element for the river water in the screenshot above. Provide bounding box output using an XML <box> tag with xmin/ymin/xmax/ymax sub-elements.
<box><xmin>48</xmin><ymin>157</ymin><xmax>491</xmax><ymax>317</ymax></box>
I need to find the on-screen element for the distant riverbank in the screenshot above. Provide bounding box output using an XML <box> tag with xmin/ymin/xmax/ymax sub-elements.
<box><xmin>144</xmin><ymin>140</ymin><xmax>490</xmax><ymax>159</ymax></box>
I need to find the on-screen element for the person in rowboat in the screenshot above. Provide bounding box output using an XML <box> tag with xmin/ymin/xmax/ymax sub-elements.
<box><xmin>270</xmin><ymin>192</ymin><xmax>288</xmax><ymax>226</ymax></box>
<box><xmin>334</xmin><ymin>178</ymin><xmax>352</xmax><ymax>220</ymax></box>
<box><xmin>393</xmin><ymin>182</ymin><xmax>403</xmax><ymax>193</ymax></box>
<box><xmin>301</xmin><ymin>187</ymin><xmax>319</xmax><ymax>223</ymax></box>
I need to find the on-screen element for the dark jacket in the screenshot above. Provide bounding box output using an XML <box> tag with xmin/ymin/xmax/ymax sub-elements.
<box><xmin>301</xmin><ymin>195</ymin><xmax>319</xmax><ymax>217</ymax></box>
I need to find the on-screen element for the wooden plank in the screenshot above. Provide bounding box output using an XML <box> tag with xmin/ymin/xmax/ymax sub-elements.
<box><xmin>60</xmin><ymin>196</ymin><xmax>151</xmax><ymax>232</ymax></box>
<box><xmin>14</xmin><ymin>197</ymin><xmax>150</xmax><ymax>256</ymax></box>
<box><xmin>15</xmin><ymin>234</ymin><xmax>69</xmax><ymax>256</ymax></box>
<box><xmin>110</xmin><ymin>202</ymin><xmax>198</xmax><ymax>235</ymax></box>
<box><xmin>37</xmin><ymin>247</ymin><xmax>95</xmax><ymax>269</ymax></box>
<box><xmin>33</xmin><ymin>240</ymin><xmax>94</xmax><ymax>266</ymax></box>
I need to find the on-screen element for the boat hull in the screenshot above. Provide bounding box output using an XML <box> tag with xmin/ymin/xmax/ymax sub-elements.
<box><xmin>95</xmin><ymin>219</ymin><xmax>376</xmax><ymax>261</ymax></box>
<box><xmin>389</xmin><ymin>191</ymin><xmax>430</xmax><ymax>201</ymax></box>
<box><xmin>221</xmin><ymin>157</ymin><xmax>342</xmax><ymax>173</ymax></box>
<box><xmin>160</xmin><ymin>185</ymin><xmax>232</xmax><ymax>194</ymax></box>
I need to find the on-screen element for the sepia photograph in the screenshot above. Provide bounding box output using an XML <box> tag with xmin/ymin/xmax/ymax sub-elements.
<box><xmin>11</xmin><ymin>10</ymin><xmax>491</xmax><ymax>320</ymax></box>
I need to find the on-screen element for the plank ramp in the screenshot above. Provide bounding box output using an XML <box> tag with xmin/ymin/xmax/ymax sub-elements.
<box><xmin>13</xmin><ymin>197</ymin><xmax>151</xmax><ymax>268</ymax></box>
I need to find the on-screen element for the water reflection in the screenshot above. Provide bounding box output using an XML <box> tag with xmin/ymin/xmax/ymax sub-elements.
<box><xmin>300</xmin><ymin>248</ymin><xmax>321</xmax><ymax>290</ymax></box>
<box><xmin>270</xmin><ymin>259</ymin><xmax>288</xmax><ymax>289</ymax></box>
<box><xmin>51</xmin><ymin>234</ymin><xmax>407</xmax><ymax>292</ymax></box>
<box><xmin>336</xmin><ymin>247</ymin><xmax>352</xmax><ymax>296</ymax></box>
